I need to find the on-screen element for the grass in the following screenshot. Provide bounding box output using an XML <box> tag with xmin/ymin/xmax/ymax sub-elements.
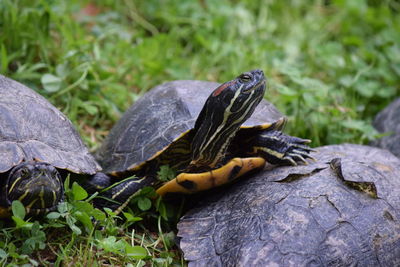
<box><xmin>0</xmin><ymin>0</ymin><xmax>399</xmax><ymax>265</ymax></box>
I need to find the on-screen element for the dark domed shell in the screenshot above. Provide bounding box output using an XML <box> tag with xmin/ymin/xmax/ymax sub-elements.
<box><xmin>372</xmin><ymin>98</ymin><xmax>400</xmax><ymax>157</ymax></box>
<box><xmin>96</xmin><ymin>80</ymin><xmax>282</xmax><ymax>174</ymax></box>
<box><xmin>0</xmin><ymin>75</ymin><xmax>100</xmax><ymax>174</ymax></box>
<box><xmin>178</xmin><ymin>144</ymin><xmax>400</xmax><ymax>266</ymax></box>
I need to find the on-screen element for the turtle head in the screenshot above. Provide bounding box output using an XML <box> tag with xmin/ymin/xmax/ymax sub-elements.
<box><xmin>5</xmin><ymin>162</ymin><xmax>64</xmax><ymax>215</ymax></box>
<box><xmin>211</xmin><ymin>69</ymin><xmax>266</xmax><ymax>99</ymax></box>
<box><xmin>190</xmin><ymin>69</ymin><xmax>266</xmax><ymax>169</ymax></box>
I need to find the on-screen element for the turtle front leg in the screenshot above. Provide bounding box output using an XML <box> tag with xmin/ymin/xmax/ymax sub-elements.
<box><xmin>247</xmin><ymin>130</ymin><xmax>316</xmax><ymax>166</ymax></box>
<box><xmin>90</xmin><ymin>176</ymin><xmax>156</xmax><ymax>214</ymax></box>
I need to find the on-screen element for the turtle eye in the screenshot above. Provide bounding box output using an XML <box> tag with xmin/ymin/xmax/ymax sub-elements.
<box><xmin>20</xmin><ymin>168</ymin><xmax>29</xmax><ymax>178</ymax></box>
<box><xmin>53</xmin><ymin>169</ymin><xmax>59</xmax><ymax>177</ymax></box>
<box><xmin>239</xmin><ymin>73</ymin><xmax>252</xmax><ymax>82</ymax></box>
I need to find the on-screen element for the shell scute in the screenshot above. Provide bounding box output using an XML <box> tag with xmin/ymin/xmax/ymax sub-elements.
<box><xmin>178</xmin><ymin>144</ymin><xmax>400</xmax><ymax>265</ymax></box>
<box><xmin>0</xmin><ymin>75</ymin><xmax>100</xmax><ymax>175</ymax></box>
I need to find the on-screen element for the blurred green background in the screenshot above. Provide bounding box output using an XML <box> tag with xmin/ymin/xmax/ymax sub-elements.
<box><xmin>1</xmin><ymin>0</ymin><xmax>400</xmax><ymax>265</ymax></box>
<box><xmin>2</xmin><ymin>0</ymin><xmax>399</xmax><ymax>149</ymax></box>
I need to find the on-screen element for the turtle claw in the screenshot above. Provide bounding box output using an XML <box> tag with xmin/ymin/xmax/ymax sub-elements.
<box><xmin>308</xmin><ymin>155</ymin><xmax>317</xmax><ymax>162</ymax></box>
<box><xmin>293</xmin><ymin>149</ymin><xmax>317</xmax><ymax>161</ymax></box>
<box><xmin>292</xmin><ymin>149</ymin><xmax>312</xmax><ymax>157</ymax></box>
<box><xmin>249</xmin><ymin>130</ymin><xmax>315</xmax><ymax>166</ymax></box>
<box><xmin>288</xmin><ymin>153</ymin><xmax>308</xmax><ymax>165</ymax></box>
<box><xmin>283</xmin><ymin>156</ymin><xmax>298</xmax><ymax>166</ymax></box>
<box><xmin>291</xmin><ymin>136</ymin><xmax>312</xmax><ymax>145</ymax></box>
<box><xmin>306</xmin><ymin>148</ymin><xmax>317</xmax><ymax>153</ymax></box>
<box><xmin>292</xmin><ymin>143</ymin><xmax>315</xmax><ymax>152</ymax></box>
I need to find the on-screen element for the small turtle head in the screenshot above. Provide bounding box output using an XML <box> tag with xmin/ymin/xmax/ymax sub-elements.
<box><xmin>5</xmin><ymin>162</ymin><xmax>63</xmax><ymax>215</ymax></box>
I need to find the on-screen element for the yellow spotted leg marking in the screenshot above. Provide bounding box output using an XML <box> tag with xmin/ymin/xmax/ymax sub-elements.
<box><xmin>156</xmin><ymin>157</ymin><xmax>266</xmax><ymax>196</ymax></box>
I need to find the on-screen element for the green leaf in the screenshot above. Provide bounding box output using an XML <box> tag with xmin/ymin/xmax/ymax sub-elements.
<box><xmin>31</xmin><ymin>221</ymin><xmax>42</xmax><ymax>234</ymax></box>
<box><xmin>70</xmin><ymin>224</ymin><xmax>82</xmax><ymax>235</ymax></box>
<box><xmin>48</xmin><ymin>222</ymin><xmax>65</xmax><ymax>228</ymax></box>
<box><xmin>11</xmin><ymin>216</ymin><xmax>32</xmax><ymax>229</ymax></box>
<box><xmin>57</xmin><ymin>202</ymin><xmax>69</xmax><ymax>213</ymax></box>
<box><xmin>98</xmin><ymin>236</ymin><xmax>126</xmax><ymax>253</ymax></box>
<box><xmin>74</xmin><ymin>211</ymin><xmax>93</xmax><ymax>231</ymax></box>
<box><xmin>72</xmin><ymin>182</ymin><xmax>88</xmax><ymax>201</ymax></box>
<box><xmin>41</xmin><ymin>73</ymin><xmax>62</xmax><ymax>92</ymax></box>
<box><xmin>137</xmin><ymin>197</ymin><xmax>151</xmax><ymax>211</ymax></box>
<box><xmin>11</xmin><ymin>200</ymin><xmax>25</xmax><ymax>219</ymax></box>
<box><xmin>90</xmin><ymin>208</ymin><xmax>107</xmax><ymax>221</ymax></box>
<box><xmin>66</xmin><ymin>216</ymin><xmax>81</xmax><ymax>235</ymax></box>
<box><xmin>93</xmin><ymin>42</ymin><xmax>101</xmax><ymax>60</ymax></box>
<box><xmin>341</xmin><ymin>119</ymin><xmax>369</xmax><ymax>131</ymax></box>
<box><xmin>0</xmin><ymin>248</ymin><xmax>7</xmax><ymax>259</ymax></box>
<box><xmin>275</xmin><ymin>83</ymin><xmax>298</xmax><ymax>97</ymax></box>
<box><xmin>162</xmin><ymin>231</ymin><xmax>176</xmax><ymax>249</ymax></box>
<box><xmin>82</xmin><ymin>103</ymin><xmax>98</xmax><ymax>115</ymax></box>
<box><xmin>46</xmin><ymin>212</ymin><xmax>61</xmax><ymax>219</ymax></box>
<box><xmin>377</xmin><ymin>86</ymin><xmax>396</xmax><ymax>98</ymax></box>
<box><xmin>139</xmin><ymin>186</ymin><xmax>157</xmax><ymax>196</ymax></box>
<box><xmin>73</xmin><ymin>201</ymin><xmax>93</xmax><ymax>213</ymax></box>
<box><xmin>0</xmin><ymin>44</ymin><xmax>8</xmax><ymax>73</ymax></box>
<box><xmin>157</xmin><ymin>165</ymin><xmax>176</xmax><ymax>182</ymax></box>
<box><xmin>125</xmin><ymin>245</ymin><xmax>148</xmax><ymax>259</ymax></box>
<box><xmin>339</xmin><ymin>75</ymin><xmax>354</xmax><ymax>87</ymax></box>
<box><xmin>94</xmin><ymin>230</ymin><xmax>103</xmax><ymax>240</ymax></box>
<box><xmin>156</xmin><ymin>200</ymin><xmax>168</xmax><ymax>221</ymax></box>
<box><xmin>72</xmin><ymin>201</ymin><xmax>105</xmax><ymax>222</ymax></box>
<box><xmin>354</xmin><ymin>80</ymin><xmax>380</xmax><ymax>98</ymax></box>
<box><xmin>55</xmin><ymin>63</ymin><xmax>69</xmax><ymax>78</ymax></box>
<box><xmin>123</xmin><ymin>212</ymin><xmax>142</xmax><ymax>222</ymax></box>
<box><xmin>103</xmin><ymin>208</ymin><xmax>116</xmax><ymax>217</ymax></box>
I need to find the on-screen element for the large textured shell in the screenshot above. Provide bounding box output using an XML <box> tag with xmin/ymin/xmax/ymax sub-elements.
<box><xmin>372</xmin><ymin>98</ymin><xmax>400</xmax><ymax>158</ymax></box>
<box><xmin>0</xmin><ymin>75</ymin><xmax>100</xmax><ymax>174</ymax></box>
<box><xmin>178</xmin><ymin>144</ymin><xmax>400</xmax><ymax>266</ymax></box>
<box><xmin>96</xmin><ymin>80</ymin><xmax>282</xmax><ymax>174</ymax></box>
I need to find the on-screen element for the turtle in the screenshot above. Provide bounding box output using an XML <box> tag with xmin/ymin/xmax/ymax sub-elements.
<box><xmin>93</xmin><ymin>70</ymin><xmax>314</xmax><ymax>213</ymax></box>
<box><xmin>371</xmin><ymin>98</ymin><xmax>400</xmax><ymax>158</ymax></box>
<box><xmin>177</xmin><ymin>144</ymin><xmax>400</xmax><ymax>266</ymax></box>
<box><xmin>0</xmin><ymin>75</ymin><xmax>102</xmax><ymax>218</ymax></box>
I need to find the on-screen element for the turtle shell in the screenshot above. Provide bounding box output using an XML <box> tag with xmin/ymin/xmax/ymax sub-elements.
<box><xmin>178</xmin><ymin>144</ymin><xmax>400</xmax><ymax>266</ymax></box>
<box><xmin>0</xmin><ymin>75</ymin><xmax>100</xmax><ymax>175</ymax></box>
<box><xmin>372</xmin><ymin>98</ymin><xmax>400</xmax><ymax>158</ymax></box>
<box><xmin>96</xmin><ymin>80</ymin><xmax>282</xmax><ymax>174</ymax></box>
